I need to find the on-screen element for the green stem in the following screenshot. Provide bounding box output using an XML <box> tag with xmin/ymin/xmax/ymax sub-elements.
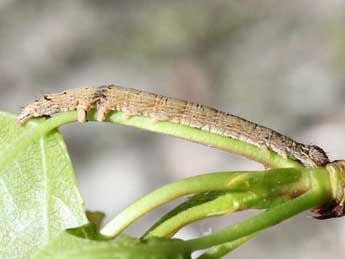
<box><xmin>100</xmin><ymin>168</ymin><xmax>308</xmax><ymax>238</ymax></box>
<box><xmin>5</xmin><ymin>110</ymin><xmax>302</xmax><ymax>171</ymax></box>
<box><xmin>104</xmin><ymin>111</ymin><xmax>303</xmax><ymax>169</ymax></box>
<box><xmin>186</xmin><ymin>169</ymin><xmax>330</xmax><ymax>251</ymax></box>
<box><xmin>197</xmin><ymin>233</ymin><xmax>257</xmax><ymax>259</ymax></box>
<box><xmin>144</xmin><ymin>192</ymin><xmax>260</xmax><ymax>238</ymax></box>
<box><xmin>99</xmin><ymin>172</ymin><xmax>250</xmax><ymax>237</ymax></box>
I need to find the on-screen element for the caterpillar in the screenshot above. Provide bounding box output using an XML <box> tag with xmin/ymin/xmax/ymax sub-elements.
<box><xmin>17</xmin><ymin>84</ymin><xmax>330</xmax><ymax>167</ymax></box>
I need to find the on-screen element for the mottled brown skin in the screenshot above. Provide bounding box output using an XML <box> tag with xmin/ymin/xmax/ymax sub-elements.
<box><xmin>17</xmin><ymin>87</ymin><xmax>99</xmax><ymax>124</ymax></box>
<box><xmin>17</xmin><ymin>85</ymin><xmax>330</xmax><ymax>167</ymax></box>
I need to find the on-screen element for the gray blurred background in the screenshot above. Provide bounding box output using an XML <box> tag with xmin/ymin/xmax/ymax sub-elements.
<box><xmin>1</xmin><ymin>1</ymin><xmax>345</xmax><ymax>258</ymax></box>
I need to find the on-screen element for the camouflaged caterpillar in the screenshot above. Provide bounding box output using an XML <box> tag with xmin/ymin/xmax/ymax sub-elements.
<box><xmin>17</xmin><ymin>85</ymin><xmax>329</xmax><ymax>167</ymax></box>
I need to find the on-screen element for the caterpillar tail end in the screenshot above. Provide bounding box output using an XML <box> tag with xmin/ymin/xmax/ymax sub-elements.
<box><xmin>16</xmin><ymin>112</ymin><xmax>31</xmax><ymax>127</ymax></box>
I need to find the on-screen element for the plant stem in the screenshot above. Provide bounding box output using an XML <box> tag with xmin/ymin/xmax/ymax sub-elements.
<box><xmin>197</xmin><ymin>233</ymin><xmax>257</xmax><ymax>259</ymax></box>
<box><xmin>100</xmin><ymin>168</ymin><xmax>308</xmax><ymax>238</ymax></box>
<box><xmin>103</xmin><ymin>111</ymin><xmax>303</xmax><ymax>169</ymax></box>
<box><xmin>144</xmin><ymin>192</ymin><xmax>260</xmax><ymax>238</ymax></box>
<box><xmin>186</xmin><ymin>169</ymin><xmax>330</xmax><ymax>251</ymax></box>
<box><xmin>99</xmin><ymin>172</ymin><xmax>251</xmax><ymax>237</ymax></box>
<box><xmin>4</xmin><ymin>110</ymin><xmax>302</xmax><ymax>171</ymax></box>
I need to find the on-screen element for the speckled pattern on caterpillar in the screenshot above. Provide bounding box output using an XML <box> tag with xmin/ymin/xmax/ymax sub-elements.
<box><xmin>17</xmin><ymin>85</ymin><xmax>330</xmax><ymax>167</ymax></box>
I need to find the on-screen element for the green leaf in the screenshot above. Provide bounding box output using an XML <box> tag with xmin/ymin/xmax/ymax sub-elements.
<box><xmin>0</xmin><ymin>111</ymin><xmax>87</xmax><ymax>259</ymax></box>
<box><xmin>36</xmin><ymin>224</ymin><xmax>192</xmax><ymax>259</ymax></box>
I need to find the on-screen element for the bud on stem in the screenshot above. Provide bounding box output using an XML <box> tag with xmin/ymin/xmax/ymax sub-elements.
<box><xmin>311</xmin><ymin>160</ymin><xmax>345</xmax><ymax>219</ymax></box>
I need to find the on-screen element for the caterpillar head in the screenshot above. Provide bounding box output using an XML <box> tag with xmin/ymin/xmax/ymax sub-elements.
<box><xmin>307</xmin><ymin>145</ymin><xmax>330</xmax><ymax>167</ymax></box>
<box><xmin>16</xmin><ymin>97</ymin><xmax>51</xmax><ymax>126</ymax></box>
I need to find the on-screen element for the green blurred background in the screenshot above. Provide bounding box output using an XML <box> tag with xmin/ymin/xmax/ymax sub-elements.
<box><xmin>1</xmin><ymin>1</ymin><xmax>345</xmax><ymax>258</ymax></box>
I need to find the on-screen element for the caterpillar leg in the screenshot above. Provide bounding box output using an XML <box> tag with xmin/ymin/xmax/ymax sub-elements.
<box><xmin>77</xmin><ymin>102</ymin><xmax>92</xmax><ymax>123</ymax></box>
<box><xmin>77</xmin><ymin>108</ymin><xmax>88</xmax><ymax>123</ymax></box>
<box><xmin>96</xmin><ymin>107</ymin><xmax>111</xmax><ymax>122</ymax></box>
<box><xmin>270</xmin><ymin>146</ymin><xmax>288</xmax><ymax>160</ymax></box>
<box><xmin>264</xmin><ymin>164</ymin><xmax>272</xmax><ymax>170</ymax></box>
<box><xmin>256</xmin><ymin>140</ymin><xmax>270</xmax><ymax>155</ymax></box>
<box><xmin>276</xmin><ymin>148</ymin><xmax>288</xmax><ymax>160</ymax></box>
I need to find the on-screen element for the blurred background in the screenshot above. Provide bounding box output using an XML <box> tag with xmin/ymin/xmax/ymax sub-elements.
<box><xmin>1</xmin><ymin>1</ymin><xmax>345</xmax><ymax>258</ymax></box>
